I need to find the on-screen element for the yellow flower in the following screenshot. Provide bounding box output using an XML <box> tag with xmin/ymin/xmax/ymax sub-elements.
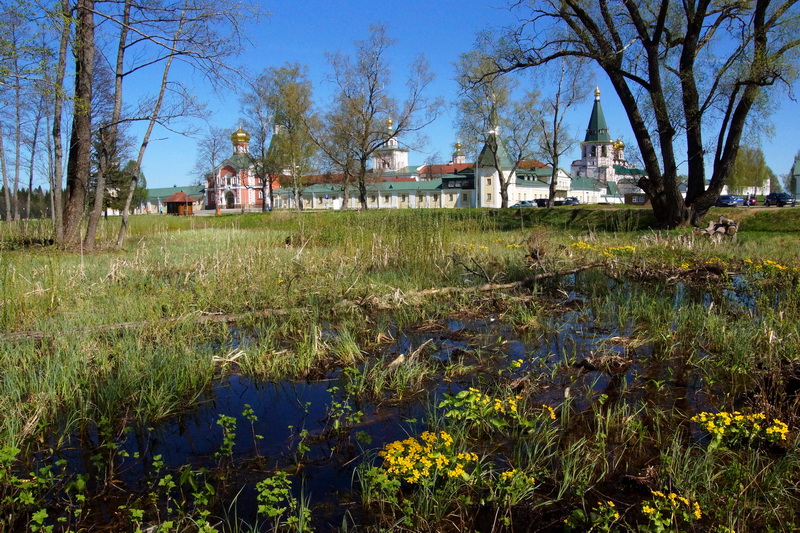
<box><xmin>642</xmin><ymin>504</ymin><xmax>655</xmax><ymax>515</ymax></box>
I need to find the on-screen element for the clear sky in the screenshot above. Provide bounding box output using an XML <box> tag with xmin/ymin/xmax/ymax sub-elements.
<box><xmin>140</xmin><ymin>0</ymin><xmax>800</xmax><ymax>189</ymax></box>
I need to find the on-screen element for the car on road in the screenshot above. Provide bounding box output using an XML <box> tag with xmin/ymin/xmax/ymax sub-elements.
<box><xmin>715</xmin><ymin>195</ymin><xmax>741</xmax><ymax>207</ymax></box>
<box><xmin>742</xmin><ymin>195</ymin><xmax>758</xmax><ymax>206</ymax></box>
<box><xmin>510</xmin><ymin>200</ymin><xmax>534</xmax><ymax>208</ymax></box>
<box><xmin>764</xmin><ymin>192</ymin><xmax>796</xmax><ymax>207</ymax></box>
<box><xmin>550</xmin><ymin>197</ymin><xmax>581</xmax><ymax>206</ymax></box>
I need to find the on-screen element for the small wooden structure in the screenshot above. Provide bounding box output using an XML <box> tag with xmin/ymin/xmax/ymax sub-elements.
<box><xmin>163</xmin><ymin>191</ymin><xmax>195</xmax><ymax>216</ymax></box>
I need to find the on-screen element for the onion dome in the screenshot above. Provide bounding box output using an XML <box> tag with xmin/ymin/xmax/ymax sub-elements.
<box><xmin>230</xmin><ymin>127</ymin><xmax>250</xmax><ymax>144</ymax></box>
<box><xmin>613</xmin><ymin>138</ymin><xmax>626</xmax><ymax>150</ymax></box>
<box><xmin>386</xmin><ymin>117</ymin><xmax>393</xmax><ymax>130</ymax></box>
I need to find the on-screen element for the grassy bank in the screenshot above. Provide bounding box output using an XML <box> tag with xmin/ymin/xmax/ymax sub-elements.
<box><xmin>1</xmin><ymin>208</ymin><xmax>799</xmax><ymax>531</ymax></box>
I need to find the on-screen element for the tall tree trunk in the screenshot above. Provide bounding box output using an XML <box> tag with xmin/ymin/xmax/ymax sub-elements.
<box><xmin>85</xmin><ymin>0</ymin><xmax>130</xmax><ymax>251</ymax></box>
<box><xmin>547</xmin><ymin>158</ymin><xmax>559</xmax><ymax>208</ymax></box>
<box><xmin>357</xmin><ymin>160</ymin><xmax>368</xmax><ymax>210</ymax></box>
<box><xmin>26</xmin><ymin>109</ymin><xmax>42</xmax><ymax>222</ymax></box>
<box><xmin>340</xmin><ymin>176</ymin><xmax>351</xmax><ymax>210</ymax></box>
<box><xmin>63</xmin><ymin>0</ymin><xmax>95</xmax><ymax>248</ymax></box>
<box><xmin>0</xmin><ymin>127</ymin><xmax>11</xmax><ymax>222</ymax></box>
<box><xmin>117</xmin><ymin>9</ymin><xmax>183</xmax><ymax>248</ymax></box>
<box><xmin>50</xmin><ymin>0</ymin><xmax>71</xmax><ymax>242</ymax></box>
<box><xmin>12</xmin><ymin>53</ymin><xmax>23</xmax><ymax>221</ymax></box>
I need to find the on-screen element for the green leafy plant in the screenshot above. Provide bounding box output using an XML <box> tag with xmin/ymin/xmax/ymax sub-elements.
<box><xmin>256</xmin><ymin>471</ymin><xmax>313</xmax><ymax>532</ymax></box>
<box><xmin>215</xmin><ymin>414</ymin><xmax>237</xmax><ymax>460</ymax></box>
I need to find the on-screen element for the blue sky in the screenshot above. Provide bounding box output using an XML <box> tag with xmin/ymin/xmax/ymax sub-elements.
<box><xmin>140</xmin><ymin>0</ymin><xmax>800</xmax><ymax>189</ymax></box>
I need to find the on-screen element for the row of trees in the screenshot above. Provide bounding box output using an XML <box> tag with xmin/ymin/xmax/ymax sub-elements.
<box><xmin>0</xmin><ymin>0</ymin><xmax>257</xmax><ymax>248</ymax></box>
<box><xmin>203</xmin><ymin>25</ymin><xmax>588</xmax><ymax>212</ymax></box>
<box><xmin>217</xmin><ymin>26</ymin><xmax>443</xmax><ymax>212</ymax></box>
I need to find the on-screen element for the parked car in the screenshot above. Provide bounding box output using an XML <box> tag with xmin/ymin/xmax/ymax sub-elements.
<box><xmin>715</xmin><ymin>195</ymin><xmax>740</xmax><ymax>207</ymax></box>
<box><xmin>743</xmin><ymin>195</ymin><xmax>758</xmax><ymax>206</ymax></box>
<box><xmin>563</xmin><ymin>197</ymin><xmax>580</xmax><ymax>205</ymax></box>
<box><xmin>510</xmin><ymin>200</ymin><xmax>534</xmax><ymax>208</ymax></box>
<box><xmin>764</xmin><ymin>192</ymin><xmax>796</xmax><ymax>207</ymax></box>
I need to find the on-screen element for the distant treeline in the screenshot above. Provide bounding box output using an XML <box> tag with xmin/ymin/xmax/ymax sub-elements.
<box><xmin>0</xmin><ymin>187</ymin><xmax>54</xmax><ymax>220</ymax></box>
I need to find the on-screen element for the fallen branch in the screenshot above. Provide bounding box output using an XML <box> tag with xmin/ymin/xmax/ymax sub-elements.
<box><xmin>2</xmin><ymin>262</ymin><xmax>607</xmax><ymax>341</ymax></box>
<box><xmin>417</xmin><ymin>261</ymin><xmax>607</xmax><ymax>296</ymax></box>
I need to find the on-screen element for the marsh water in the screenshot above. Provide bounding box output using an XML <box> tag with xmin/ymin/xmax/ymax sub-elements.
<box><xmin>30</xmin><ymin>270</ymin><xmax>781</xmax><ymax>530</ymax></box>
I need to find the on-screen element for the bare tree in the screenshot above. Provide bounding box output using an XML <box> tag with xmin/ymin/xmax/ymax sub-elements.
<box><xmin>325</xmin><ymin>25</ymin><xmax>442</xmax><ymax>209</ymax></box>
<box><xmin>112</xmin><ymin>0</ymin><xmax>256</xmax><ymax>247</ymax></box>
<box><xmin>192</xmin><ymin>126</ymin><xmax>231</xmax><ymax>187</ymax></box>
<box><xmin>239</xmin><ymin>65</ymin><xmax>318</xmax><ymax>213</ymax></box>
<box><xmin>455</xmin><ymin>52</ymin><xmax>539</xmax><ymax>208</ymax></box>
<box><xmin>312</xmin><ymin>94</ymin><xmax>361</xmax><ymax>210</ymax></box>
<box><xmin>62</xmin><ymin>0</ymin><xmax>95</xmax><ymax>248</ymax></box>
<box><xmin>49</xmin><ymin>0</ymin><xmax>71</xmax><ymax>241</ymax></box>
<box><xmin>483</xmin><ymin>0</ymin><xmax>800</xmax><ymax>227</ymax></box>
<box><xmin>536</xmin><ymin>58</ymin><xmax>589</xmax><ymax>207</ymax></box>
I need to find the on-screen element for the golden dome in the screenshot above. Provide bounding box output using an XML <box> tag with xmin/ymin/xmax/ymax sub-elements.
<box><xmin>230</xmin><ymin>127</ymin><xmax>250</xmax><ymax>144</ymax></box>
<box><xmin>613</xmin><ymin>138</ymin><xmax>625</xmax><ymax>150</ymax></box>
<box><xmin>594</xmin><ymin>86</ymin><xmax>601</xmax><ymax>98</ymax></box>
<box><xmin>386</xmin><ymin>117</ymin><xmax>393</xmax><ymax>129</ymax></box>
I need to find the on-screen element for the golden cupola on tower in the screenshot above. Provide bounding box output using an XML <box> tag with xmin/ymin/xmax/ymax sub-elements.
<box><xmin>230</xmin><ymin>127</ymin><xmax>251</xmax><ymax>144</ymax></box>
<box><xmin>613</xmin><ymin>138</ymin><xmax>625</xmax><ymax>151</ymax></box>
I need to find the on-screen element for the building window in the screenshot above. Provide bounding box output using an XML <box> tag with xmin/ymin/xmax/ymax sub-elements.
<box><xmin>370</xmin><ymin>196</ymin><xmax>376</xmax><ymax>203</ymax></box>
<box><xmin>601</xmin><ymin>145</ymin><xmax>607</xmax><ymax>157</ymax></box>
<box><xmin>433</xmin><ymin>194</ymin><xmax>438</xmax><ymax>202</ymax></box>
<box><xmin>383</xmin><ymin>195</ymin><xmax>390</xmax><ymax>202</ymax></box>
<box><xmin>258</xmin><ymin>191</ymin><xmax>263</xmax><ymax>199</ymax></box>
<box><xmin>591</xmin><ymin>146</ymin><xmax>596</xmax><ymax>157</ymax></box>
<box><xmin>486</xmin><ymin>193</ymin><xmax>492</xmax><ymax>202</ymax></box>
<box><xmin>486</xmin><ymin>178</ymin><xmax>491</xmax><ymax>186</ymax></box>
<box><xmin>462</xmin><ymin>193</ymin><xmax>467</xmax><ymax>201</ymax></box>
<box><xmin>448</xmin><ymin>193</ymin><xmax>454</xmax><ymax>201</ymax></box>
<box><xmin>401</xmin><ymin>194</ymin><xmax>406</xmax><ymax>201</ymax></box>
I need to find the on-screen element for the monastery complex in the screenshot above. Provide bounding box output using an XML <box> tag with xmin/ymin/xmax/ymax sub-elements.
<box><xmin>195</xmin><ymin>89</ymin><xmax>648</xmax><ymax>213</ymax></box>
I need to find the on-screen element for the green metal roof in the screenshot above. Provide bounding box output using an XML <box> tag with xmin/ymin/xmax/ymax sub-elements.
<box><xmin>514</xmin><ymin>177</ymin><xmax>549</xmax><ymax>189</ymax></box>
<box><xmin>607</xmin><ymin>182</ymin><xmax>621</xmax><ymax>195</ymax></box>
<box><xmin>378</xmin><ymin>166</ymin><xmax>419</xmax><ymax>176</ymax></box>
<box><xmin>613</xmin><ymin>165</ymin><xmax>646</xmax><ymax>176</ymax></box>
<box><xmin>584</xmin><ymin>96</ymin><xmax>612</xmax><ymax>143</ymax></box>
<box><xmin>477</xmin><ymin>133</ymin><xmax>514</xmax><ymax>170</ymax></box>
<box><xmin>223</xmin><ymin>154</ymin><xmax>254</xmax><ymax>169</ymax></box>
<box><xmin>148</xmin><ymin>185</ymin><xmax>204</xmax><ymax>201</ymax></box>
<box><xmin>570</xmin><ymin>177</ymin><xmax>606</xmax><ymax>191</ymax></box>
<box><xmin>275</xmin><ymin>179</ymin><xmax>444</xmax><ymax>195</ymax></box>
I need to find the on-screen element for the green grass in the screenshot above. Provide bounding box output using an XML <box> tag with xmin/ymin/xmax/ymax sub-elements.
<box><xmin>2</xmin><ymin>208</ymin><xmax>800</xmax><ymax>531</ymax></box>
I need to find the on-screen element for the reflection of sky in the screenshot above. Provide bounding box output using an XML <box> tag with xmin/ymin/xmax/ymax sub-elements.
<box><xmin>128</xmin><ymin>0</ymin><xmax>800</xmax><ymax>189</ymax></box>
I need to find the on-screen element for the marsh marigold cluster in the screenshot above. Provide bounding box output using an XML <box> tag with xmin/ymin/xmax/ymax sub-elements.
<box><xmin>642</xmin><ymin>490</ymin><xmax>702</xmax><ymax>523</ymax></box>
<box><xmin>376</xmin><ymin>431</ymin><xmax>478</xmax><ymax>484</ymax></box>
<box><xmin>691</xmin><ymin>411</ymin><xmax>790</xmax><ymax>444</ymax></box>
<box><xmin>570</xmin><ymin>241</ymin><xmax>635</xmax><ymax>257</ymax></box>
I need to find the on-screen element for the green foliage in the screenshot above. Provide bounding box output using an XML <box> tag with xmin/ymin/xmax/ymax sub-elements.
<box><xmin>256</xmin><ymin>472</ymin><xmax>313</xmax><ymax>532</ymax></box>
<box><xmin>215</xmin><ymin>414</ymin><xmax>237</xmax><ymax>460</ymax></box>
<box><xmin>728</xmin><ymin>146</ymin><xmax>772</xmax><ymax>193</ymax></box>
